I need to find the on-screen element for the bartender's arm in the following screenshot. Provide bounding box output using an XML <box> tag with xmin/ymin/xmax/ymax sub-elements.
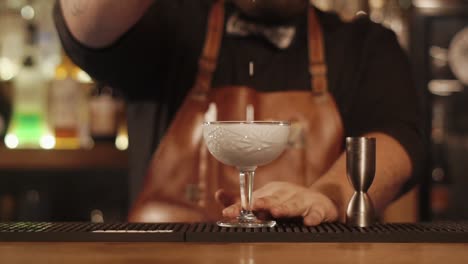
<box><xmin>59</xmin><ymin>0</ymin><xmax>153</xmax><ymax>48</ymax></box>
<box><xmin>55</xmin><ymin>0</ymin><xmax>212</xmax><ymax>222</ymax></box>
<box><xmin>221</xmin><ymin>133</ymin><xmax>412</xmax><ymax>225</ymax></box>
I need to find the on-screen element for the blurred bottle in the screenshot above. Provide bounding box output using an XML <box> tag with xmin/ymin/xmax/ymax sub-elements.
<box><xmin>430</xmin><ymin>96</ymin><xmax>451</xmax><ymax>220</ymax></box>
<box><xmin>17</xmin><ymin>188</ymin><xmax>51</xmax><ymax>221</ymax></box>
<box><xmin>49</xmin><ymin>51</ymin><xmax>84</xmax><ymax>149</ymax></box>
<box><xmin>114</xmin><ymin>90</ymin><xmax>128</xmax><ymax>151</ymax></box>
<box><xmin>430</xmin><ymin>143</ymin><xmax>451</xmax><ymax>220</ymax></box>
<box><xmin>0</xmin><ymin>10</ymin><xmax>26</xmax><ymax>82</ymax></box>
<box><xmin>6</xmin><ymin>23</ymin><xmax>52</xmax><ymax>149</ymax></box>
<box><xmin>32</xmin><ymin>0</ymin><xmax>62</xmax><ymax>80</ymax></box>
<box><xmin>7</xmin><ymin>55</ymin><xmax>51</xmax><ymax>149</ymax></box>
<box><xmin>89</xmin><ymin>83</ymin><xmax>118</xmax><ymax>143</ymax></box>
<box><xmin>0</xmin><ymin>194</ymin><xmax>16</xmax><ymax>221</ymax></box>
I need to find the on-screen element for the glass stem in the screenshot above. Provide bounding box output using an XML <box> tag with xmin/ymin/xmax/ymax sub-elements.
<box><xmin>239</xmin><ymin>168</ymin><xmax>256</xmax><ymax>219</ymax></box>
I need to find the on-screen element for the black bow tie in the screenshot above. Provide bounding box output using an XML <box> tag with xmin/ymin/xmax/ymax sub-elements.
<box><xmin>226</xmin><ymin>13</ymin><xmax>297</xmax><ymax>49</ymax></box>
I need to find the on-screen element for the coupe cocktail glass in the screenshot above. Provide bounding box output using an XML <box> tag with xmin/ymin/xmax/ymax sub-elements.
<box><xmin>202</xmin><ymin>121</ymin><xmax>290</xmax><ymax>228</ymax></box>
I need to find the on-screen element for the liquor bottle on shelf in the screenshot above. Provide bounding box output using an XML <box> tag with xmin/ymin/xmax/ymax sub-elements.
<box><xmin>429</xmin><ymin>96</ymin><xmax>452</xmax><ymax>220</ymax></box>
<box><xmin>6</xmin><ymin>55</ymin><xmax>51</xmax><ymax>149</ymax></box>
<box><xmin>430</xmin><ymin>143</ymin><xmax>451</xmax><ymax>220</ymax></box>
<box><xmin>0</xmin><ymin>8</ymin><xmax>26</xmax><ymax>82</ymax></box>
<box><xmin>49</xmin><ymin>51</ymin><xmax>91</xmax><ymax>149</ymax></box>
<box><xmin>113</xmin><ymin>90</ymin><xmax>128</xmax><ymax>151</ymax></box>
<box><xmin>0</xmin><ymin>194</ymin><xmax>15</xmax><ymax>221</ymax></box>
<box><xmin>5</xmin><ymin>22</ymin><xmax>52</xmax><ymax>149</ymax></box>
<box><xmin>89</xmin><ymin>83</ymin><xmax>118</xmax><ymax>143</ymax></box>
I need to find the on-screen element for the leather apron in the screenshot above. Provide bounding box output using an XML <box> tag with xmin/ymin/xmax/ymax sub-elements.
<box><xmin>129</xmin><ymin>0</ymin><xmax>344</xmax><ymax>222</ymax></box>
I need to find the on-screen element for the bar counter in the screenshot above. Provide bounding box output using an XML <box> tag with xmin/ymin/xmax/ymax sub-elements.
<box><xmin>1</xmin><ymin>242</ymin><xmax>468</xmax><ymax>263</ymax></box>
<box><xmin>2</xmin><ymin>222</ymin><xmax>468</xmax><ymax>263</ymax></box>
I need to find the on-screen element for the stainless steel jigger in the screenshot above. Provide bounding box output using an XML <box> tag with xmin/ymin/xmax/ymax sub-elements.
<box><xmin>346</xmin><ymin>137</ymin><xmax>376</xmax><ymax>227</ymax></box>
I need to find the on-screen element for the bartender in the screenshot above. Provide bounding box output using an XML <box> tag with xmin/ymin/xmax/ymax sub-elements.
<box><xmin>54</xmin><ymin>0</ymin><xmax>424</xmax><ymax>225</ymax></box>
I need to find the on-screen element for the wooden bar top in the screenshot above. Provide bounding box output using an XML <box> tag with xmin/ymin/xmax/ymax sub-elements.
<box><xmin>1</xmin><ymin>242</ymin><xmax>468</xmax><ymax>264</ymax></box>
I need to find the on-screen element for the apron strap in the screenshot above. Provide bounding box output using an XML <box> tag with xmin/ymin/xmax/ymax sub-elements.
<box><xmin>193</xmin><ymin>0</ymin><xmax>225</xmax><ymax>97</ymax></box>
<box><xmin>308</xmin><ymin>7</ymin><xmax>328</xmax><ymax>95</ymax></box>
<box><xmin>193</xmin><ymin>1</ymin><xmax>328</xmax><ymax>95</ymax></box>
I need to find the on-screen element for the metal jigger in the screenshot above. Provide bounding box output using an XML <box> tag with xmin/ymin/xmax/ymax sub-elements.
<box><xmin>345</xmin><ymin>137</ymin><xmax>376</xmax><ymax>227</ymax></box>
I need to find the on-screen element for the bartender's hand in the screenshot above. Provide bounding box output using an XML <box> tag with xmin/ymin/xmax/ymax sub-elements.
<box><xmin>216</xmin><ymin>182</ymin><xmax>339</xmax><ymax>226</ymax></box>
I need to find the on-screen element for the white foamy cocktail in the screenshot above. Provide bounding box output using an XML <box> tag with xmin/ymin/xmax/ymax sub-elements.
<box><xmin>203</xmin><ymin>121</ymin><xmax>290</xmax><ymax>169</ymax></box>
<box><xmin>202</xmin><ymin>121</ymin><xmax>290</xmax><ymax>228</ymax></box>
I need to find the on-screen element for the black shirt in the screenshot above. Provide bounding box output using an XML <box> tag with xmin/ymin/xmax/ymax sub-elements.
<box><xmin>53</xmin><ymin>0</ymin><xmax>425</xmax><ymax>203</ymax></box>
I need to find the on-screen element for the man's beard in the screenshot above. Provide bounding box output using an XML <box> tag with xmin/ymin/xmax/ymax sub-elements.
<box><xmin>231</xmin><ymin>0</ymin><xmax>309</xmax><ymax>25</ymax></box>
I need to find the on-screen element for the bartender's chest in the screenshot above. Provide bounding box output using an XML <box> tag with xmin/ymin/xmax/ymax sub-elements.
<box><xmin>212</xmin><ymin>33</ymin><xmax>312</xmax><ymax>92</ymax></box>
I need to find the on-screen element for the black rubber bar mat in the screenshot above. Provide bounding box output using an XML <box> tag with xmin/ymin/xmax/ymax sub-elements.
<box><xmin>0</xmin><ymin>222</ymin><xmax>187</xmax><ymax>242</ymax></box>
<box><xmin>1</xmin><ymin>222</ymin><xmax>468</xmax><ymax>243</ymax></box>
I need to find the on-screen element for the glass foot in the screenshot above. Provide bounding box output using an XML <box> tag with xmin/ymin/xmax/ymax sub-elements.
<box><xmin>217</xmin><ymin>218</ymin><xmax>276</xmax><ymax>228</ymax></box>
